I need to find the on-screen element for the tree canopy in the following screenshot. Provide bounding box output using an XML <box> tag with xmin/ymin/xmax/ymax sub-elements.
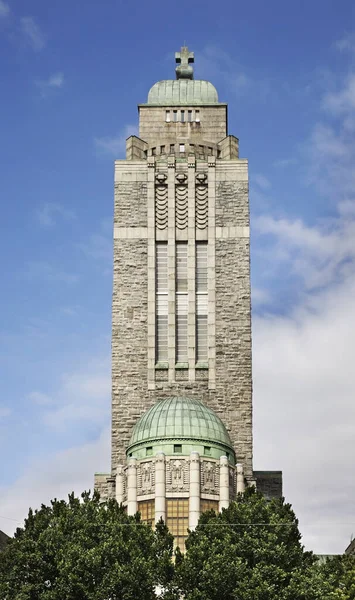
<box><xmin>0</xmin><ymin>491</ymin><xmax>174</xmax><ymax>600</ymax></box>
<box><xmin>173</xmin><ymin>487</ymin><xmax>333</xmax><ymax>600</ymax></box>
<box><xmin>1</xmin><ymin>487</ymin><xmax>353</xmax><ymax>599</ymax></box>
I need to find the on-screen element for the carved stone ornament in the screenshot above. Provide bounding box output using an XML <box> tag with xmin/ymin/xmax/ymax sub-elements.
<box><xmin>175</xmin><ymin>172</ymin><xmax>188</xmax><ymax>183</ymax></box>
<box><xmin>137</xmin><ymin>461</ymin><xmax>155</xmax><ymax>496</ymax></box>
<box><xmin>166</xmin><ymin>459</ymin><xmax>189</xmax><ymax>492</ymax></box>
<box><xmin>196</xmin><ymin>172</ymin><xmax>208</xmax><ymax>183</ymax></box>
<box><xmin>201</xmin><ymin>460</ymin><xmax>219</xmax><ymax>494</ymax></box>
<box><xmin>155</xmin><ymin>172</ymin><xmax>167</xmax><ymax>184</ymax></box>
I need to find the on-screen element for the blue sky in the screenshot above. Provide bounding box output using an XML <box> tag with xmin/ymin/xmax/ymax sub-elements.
<box><xmin>1</xmin><ymin>0</ymin><xmax>355</xmax><ymax>554</ymax></box>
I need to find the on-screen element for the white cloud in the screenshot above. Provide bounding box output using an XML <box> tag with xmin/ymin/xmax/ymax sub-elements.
<box><xmin>35</xmin><ymin>202</ymin><xmax>74</xmax><ymax>227</ymax></box>
<box><xmin>42</xmin><ymin>359</ymin><xmax>110</xmax><ymax>431</ymax></box>
<box><xmin>253</xmin><ymin>47</ymin><xmax>355</xmax><ymax>553</ymax></box>
<box><xmin>322</xmin><ymin>74</ymin><xmax>355</xmax><ymax>115</ymax></box>
<box><xmin>0</xmin><ymin>429</ymin><xmax>110</xmax><ymax>536</ymax></box>
<box><xmin>0</xmin><ymin>0</ymin><xmax>10</xmax><ymax>18</ymax></box>
<box><xmin>253</xmin><ymin>273</ymin><xmax>355</xmax><ymax>553</ymax></box>
<box><xmin>35</xmin><ymin>73</ymin><xmax>64</xmax><ymax>97</ymax></box>
<box><xmin>94</xmin><ymin>124</ymin><xmax>138</xmax><ymax>157</ymax></box>
<box><xmin>20</xmin><ymin>16</ymin><xmax>45</xmax><ymax>51</ymax></box>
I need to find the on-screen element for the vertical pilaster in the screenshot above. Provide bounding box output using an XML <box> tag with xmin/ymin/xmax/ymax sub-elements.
<box><xmin>167</xmin><ymin>156</ymin><xmax>176</xmax><ymax>381</ymax></box>
<box><xmin>127</xmin><ymin>457</ymin><xmax>138</xmax><ymax>515</ymax></box>
<box><xmin>219</xmin><ymin>455</ymin><xmax>229</xmax><ymax>511</ymax></box>
<box><xmin>116</xmin><ymin>465</ymin><xmax>124</xmax><ymax>504</ymax></box>
<box><xmin>155</xmin><ymin>452</ymin><xmax>166</xmax><ymax>523</ymax></box>
<box><xmin>147</xmin><ymin>157</ymin><xmax>156</xmax><ymax>390</ymax></box>
<box><xmin>188</xmin><ymin>155</ymin><xmax>196</xmax><ymax>380</ymax></box>
<box><xmin>208</xmin><ymin>156</ymin><xmax>216</xmax><ymax>390</ymax></box>
<box><xmin>189</xmin><ymin>452</ymin><xmax>200</xmax><ymax>530</ymax></box>
<box><xmin>236</xmin><ymin>463</ymin><xmax>245</xmax><ymax>494</ymax></box>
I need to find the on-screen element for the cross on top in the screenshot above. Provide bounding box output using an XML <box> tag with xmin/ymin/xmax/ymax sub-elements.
<box><xmin>175</xmin><ymin>46</ymin><xmax>194</xmax><ymax>80</ymax></box>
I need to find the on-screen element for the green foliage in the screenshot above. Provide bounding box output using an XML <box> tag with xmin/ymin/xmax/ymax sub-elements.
<box><xmin>321</xmin><ymin>554</ymin><xmax>355</xmax><ymax>599</ymax></box>
<box><xmin>1</xmin><ymin>486</ymin><xmax>348</xmax><ymax>599</ymax></box>
<box><xmin>0</xmin><ymin>491</ymin><xmax>173</xmax><ymax>600</ymax></box>
<box><xmin>174</xmin><ymin>487</ymin><xmax>333</xmax><ymax>600</ymax></box>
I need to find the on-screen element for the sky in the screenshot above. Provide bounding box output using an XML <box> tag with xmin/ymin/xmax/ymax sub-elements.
<box><xmin>0</xmin><ymin>0</ymin><xmax>355</xmax><ymax>555</ymax></box>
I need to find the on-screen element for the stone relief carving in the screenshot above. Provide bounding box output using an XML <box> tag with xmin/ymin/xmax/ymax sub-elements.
<box><xmin>175</xmin><ymin>184</ymin><xmax>188</xmax><ymax>229</ymax></box>
<box><xmin>137</xmin><ymin>461</ymin><xmax>155</xmax><ymax>496</ymax></box>
<box><xmin>196</xmin><ymin>174</ymin><xmax>208</xmax><ymax>229</ymax></box>
<box><xmin>155</xmin><ymin>183</ymin><xmax>168</xmax><ymax>230</ymax></box>
<box><xmin>201</xmin><ymin>460</ymin><xmax>219</xmax><ymax>494</ymax></box>
<box><xmin>166</xmin><ymin>459</ymin><xmax>189</xmax><ymax>492</ymax></box>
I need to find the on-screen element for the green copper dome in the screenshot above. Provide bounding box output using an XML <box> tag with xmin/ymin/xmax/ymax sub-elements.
<box><xmin>147</xmin><ymin>79</ymin><xmax>219</xmax><ymax>105</ymax></box>
<box><xmin>127</xmin><ymin>397</ymin><xmax>235</xmax><ymax>464</ymax></box>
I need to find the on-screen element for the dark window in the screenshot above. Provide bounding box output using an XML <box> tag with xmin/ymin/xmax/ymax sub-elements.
<box><xmin>174</xmin><ymin>444</ymin><xmax>182</xmax><ymax>453</ymax></box>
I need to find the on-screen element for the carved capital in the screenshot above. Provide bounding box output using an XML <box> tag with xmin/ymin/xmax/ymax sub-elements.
<box><xmin>155</xmin><ymin>172</ymin><xmax>167</xmax><ymax>184</ymax></box>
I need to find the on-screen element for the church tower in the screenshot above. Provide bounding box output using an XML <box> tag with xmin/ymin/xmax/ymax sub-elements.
<box><xmin>95</xmin><ymin>47</ymin><xmax>281</xmax><ymax>550</ymax></box>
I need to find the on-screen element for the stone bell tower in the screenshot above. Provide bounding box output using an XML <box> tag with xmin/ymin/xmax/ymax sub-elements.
<box><xmin>94</xmin><ymin>47</ymin><xmax>281</xmax><ymax>504</ymax></box>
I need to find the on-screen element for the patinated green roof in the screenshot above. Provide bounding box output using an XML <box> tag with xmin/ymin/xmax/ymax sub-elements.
<box><xmin>127</xmin><ymin>397</ymin><xmax>234</xmax><ymax>456</ymax></box>
<box><xmin>147</xmin><ymin>79</ymin><xmax>219</xmax><ymax>105</ymax></box>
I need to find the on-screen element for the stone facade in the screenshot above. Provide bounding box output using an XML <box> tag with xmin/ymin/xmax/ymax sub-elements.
<box><xmin>95</xmin><ymin>46</ymin><xmax>281</xmax><ymax>504</ymax></box>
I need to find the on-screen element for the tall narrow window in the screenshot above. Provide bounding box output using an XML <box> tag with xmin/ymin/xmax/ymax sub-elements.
<box><xmin>196</xmin><ymin>242</ymin><xmax>208</xmax><ymax>363</ymax></box>
<box><xmin>188</xmin><ymin>110</ymin><xmax>192</xmax><ymax>122</ymax></box>
<box><xmin>166</xmin><ymin>110</ymin><xmax>171</xmax><ymax>122</ymax></box>
<box><xmin>156</xmin><ymin>243</ymin><xmax>168</xmax><ymax>363</ymax></box>
<box><xmin>176</xmin><ymin>243</ymin><xmax>188</xmax><ymax>363</ymax></box>
<box><xmin>181</xmin><ymin>110</ymin><xmax>185</xmax><ymax>122</ymax></box>
<box><xmin>195</xmin><ymin>110</ymin><xmax>200</xmax><ymax>122</ymax></box>
<box><xmin>173</xmin><ymin>110</ymin><xmax>178</xmax><ymax>122</ymax></box>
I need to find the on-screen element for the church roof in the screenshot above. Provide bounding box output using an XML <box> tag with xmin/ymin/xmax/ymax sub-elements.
<box><xmin>127</xmin><ymin>397</ymin><xmax>234</xmax><ymax>461</ymax></box>
<box><xmin>147</xmin><ymin>79</ymin><xmax>219</xmax><ymax>105</ymax></box>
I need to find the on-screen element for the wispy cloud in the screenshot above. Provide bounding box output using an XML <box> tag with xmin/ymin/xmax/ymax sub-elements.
<box><xmin>0</xmin><ymin>406</ymin><xmax>11</xmax><ymax>419</ymax></box>
<box><xmin>94</xmin><ymin>124</ymin><xmax>138</xmax><ymax>157</ymax></box>
<box><xmin>20</xmin><ymin>16</ymin><xmax>45</xmax><ymax>51</ymax></box>
<box><xmin>0</xmin><ymin>0</ymin><xmax>10</xmax><ymax>18</ymax></box>
<box><xmin>28</xmin><ymin>391</ymin><xmax>53</xmax><ymax>406</ymax></box>
<box><xmin>42</xmin><ymin>361</ymin><xmax>110</xmax><ymax>431</ymax></box>
<box><xmin>35</xmin><ymin>202</ymin><xmax>74</xmax><ymax>227</ymax></box>
<box><xmin>273</xmin><ymin>157</ymin><xmax>298</xmax><ymax>168</ymax></box>
<box><xmin>253</xmin><ymin>173</ymin><xmax>271</xmax><ymax>190</ymax></box>
<box><xmin>196</xmin><ymin>45</ymin><xmax>272</xmax><ymax>100</ymax></box>
<box><xmin>35</xmin><ymin>73</ymin><xmax>64</xmax><ymax>97</ymax></box>
<box><xmin>79</xmin><ymin>219</ymin><xmax>112</xmax><ymax>263</ymax></box>
<box><xmin>24</xmin><ymin>261</ymin><xmax>79</xmax><ymax>284</ymax></box>
<box><xmin>335</xmin><ymin>33</ymin><xmax>355</xmax><ymax>53</ymax></box>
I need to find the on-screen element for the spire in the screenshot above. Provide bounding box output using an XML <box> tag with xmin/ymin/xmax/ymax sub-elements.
<box><xmin>175</xmin><ymin>46</ymin><xmax>194</xmax><ymax>80</ymax></box>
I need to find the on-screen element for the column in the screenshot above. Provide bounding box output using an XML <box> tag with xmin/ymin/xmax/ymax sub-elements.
<box><xmin>207</xmin><ymin>156</ymin><xmax>216</xmax><ymax>390</ymax></box>
<box><xmin>236</xmin><ymin>463</ymin><xmax>245</xmax><ymax>494</ymax></box>
<box><xmin>155</xmin><ymin>452</ymin><xmax>166</xmax><ymax>523</ymax></box>
<box><xmin>219</xmin><ymin>456</ymin><xmax>229</xmax><ymax>511</ymax></box>
<box><xmin>126</xmin><ymin>457</ymin><xmax>137</xmax><ymax>515</ymax></box>
<box><xmin>147</xmin><ymin>156</ymin><xmax>156</xmax><ymax>390</ymax></box>
<box><xmin>189</xmin><ymin>452</ymin><xmax>200</xmax><ymax>530</ymax></box>
<box><xmin>167</xmin><ymin>156</ymin><xmax>176</xmax><ymax>381</ymax></box>
<box><xmin>187</xmin><ymin>155</ymin><xmax>196</xmax><ymax>380</ymax></box>
<box><xmin>116</xmin><ymin>465</ymin><xmax>124</xmax><ymax>504</ymax></box>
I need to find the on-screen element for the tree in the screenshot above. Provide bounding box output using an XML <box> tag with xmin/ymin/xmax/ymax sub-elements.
<box><xmin>0</xmin><ymin>491</ymin><xmax>174</xmax><ymax>600</ymax></box>
<box><xmin>321</xmin><ymin>554</ymin><xmax>355</xmax><ymax>599</ymax></box>
<box><xmin>174</xmin><ymin>487</ymin><xmax>332</xmax><ymax>600</ymax></box>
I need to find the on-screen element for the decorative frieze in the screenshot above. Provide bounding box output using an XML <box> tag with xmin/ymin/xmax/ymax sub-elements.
<box><xmin>166</xmin><ymin>458</ymin><xmax>190</xmax><ymax>492</ymax></box>
<box><xmin>201</xmin><ymin>460</ymin><xmax>219</xmax><ymax>495</ymax></box>
<box><xmin>137</xmin><ymin>461</ymin><xmax>155</xmax><ymax>496</ymax></box>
